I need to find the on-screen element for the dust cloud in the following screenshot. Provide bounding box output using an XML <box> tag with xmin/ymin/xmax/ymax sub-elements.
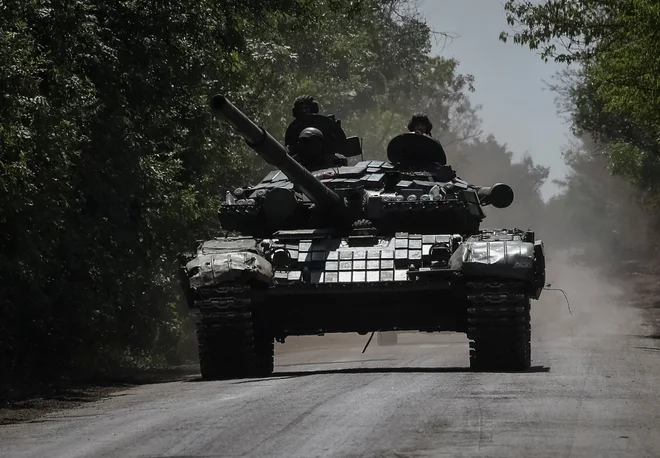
<box><xmin>534</xmin><ymin>250</ymin><xmax>642</xmax><ymax>339</ymax></box>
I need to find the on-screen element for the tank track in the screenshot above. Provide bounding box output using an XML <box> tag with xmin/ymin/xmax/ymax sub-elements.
<box><xmin>194</xmin><ymin>284</ymin><xmax>274</xmax><ymax>380</ymax></box>
<box><xmin>466</xmin><ymin>280</ymin><xmax>531</xmax><ymax>371</ymax></box>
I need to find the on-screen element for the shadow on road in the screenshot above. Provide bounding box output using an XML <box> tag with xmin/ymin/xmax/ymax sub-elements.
<box><xmin>187</xmin><ymin>365</ymin><xmax>550</xmax><ymax>384</ymax></box>
<box><xmin>276</xmin><ymin>358</ymin><xmax>398</xmax><ymax>368</ymax></box>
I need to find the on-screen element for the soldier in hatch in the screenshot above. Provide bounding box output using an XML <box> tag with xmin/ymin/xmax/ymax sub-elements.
<box><xmin>286</xmin><ymin>95</ymin><xmax>348</xmax><ymax>170</ymax></box>
<box><xmin>407</xmin><ymin>113</ymin><xmax>433</xmax><ymax>137</ymax></box>
<box><xmin>292</xmin><ymin>127</ymin><xmax>347</xmax><ymax>171</ymax></box>
<box><xmin>386</xmin><ymin>112</ymin><xmax>448</xmax><ymax>169</ymax></box>
<box><xmin>285</xmin><ymin>95</ymin><xmax>320</xmax><ymax>146</ymax></box>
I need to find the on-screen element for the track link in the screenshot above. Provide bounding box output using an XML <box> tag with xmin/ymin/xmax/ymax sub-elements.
<box><xmin>194</xmin><ymin>285</ymin><xmax>274</xmax><ymax>380</ymax></box>
<box><xmin>466</xmin><ymin>280</ymin><xmax>531</xmax><ymax>371</ymax></box>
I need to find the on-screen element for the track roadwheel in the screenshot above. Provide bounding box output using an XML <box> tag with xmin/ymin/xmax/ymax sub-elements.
<box><xmin>376</xmin><ymin>331</ymin><xmax>398</xmax><ymax>346</ymax></box>
<box><xmin>466</xmin><ymin>281</ymin><xmax>531</xmax><ymax>371</ymax></box>
<box><xmin>195</xmin><ymin>285</ymin><xmax>274</xmax><ymax>380</ymax></box>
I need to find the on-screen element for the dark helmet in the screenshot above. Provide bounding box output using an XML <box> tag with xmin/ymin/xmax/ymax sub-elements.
<box><xmin>298</xmin><ymin>126</ymin><xmax>324</xmax><ymax>142</ymax></box>
<box><xmin>292</xmin><ymin>95</ymin><xmax>320</xmax><ymax>119</ymax></box>
<box><xmin>295</xmin><ymin>127</ymin><xmax>326</xmax><ymax>169</ymax></box>
<box><xmin>407</xmin><ymin>113</ymin><xmax>433</xmax><ymax>136</ymax></box>
<box><xmin>297</xmin><ymin>127</ymin><xmax>325</xmax><ymax>156</ymax></box>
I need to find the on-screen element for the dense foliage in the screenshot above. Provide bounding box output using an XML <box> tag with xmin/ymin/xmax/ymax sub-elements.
<box><xmin>0</xmin><ymin>0</ymin><xmax>550</xmax><ymax>391</ymax></box>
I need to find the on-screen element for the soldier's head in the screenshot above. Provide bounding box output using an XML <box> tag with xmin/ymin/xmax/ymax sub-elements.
<box><xmin>294</xmin><ymin>127</ymin><xmax>324</xmax><ymax>166</ymax></box>
<box><xmin>292</xmin><ymin>95</ymin><xmax>320</xmax><ymax>119</ymax></box>
<box><xmin>298</xmin><ymin>126</ymin><xmax>324</xmax><ymax>149</ymax></box>
<box><xmin>407</xmin><ymin>113</ymin><xmax>433</xmax><ymax>136</ymax></box>
<box><xmin>294</xmin><ymin>127</ymin><xmax>348</xmax><ymax>170</ymax></box>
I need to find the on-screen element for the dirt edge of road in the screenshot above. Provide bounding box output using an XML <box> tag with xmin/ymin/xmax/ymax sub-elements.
<box><xmin>0</xmin><ymin>365</ymin><xmax>200</xmax><ymax>425</ymax></box>
<box><xmin>2</xmin><ymin>261</ymin><xmax>659</xmax><ymax>426</ymax></box>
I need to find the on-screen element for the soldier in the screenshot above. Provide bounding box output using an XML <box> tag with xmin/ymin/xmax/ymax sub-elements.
<box><xmin>286</xmin><ymin>95</ymin><xmax>320</xmax><ymax>147</ymax></box>
<box><xmin>407</xmin><ymin>113</ymin><xmax>433</xmax><ymax>137</ymax></box>
<box><xmin>384</xmin><ymin>112</ymin><xmax>445</xmax><ymax>167</ymax></box>
<box><xmin>293</xmin><ymin>127</ymin><xmax>347</xmax><ymax>171</ymax></box>
<box><xmin>286</xmin><ymin>95</ymin><xmax>348</xmax><ymax>170</ymax></box>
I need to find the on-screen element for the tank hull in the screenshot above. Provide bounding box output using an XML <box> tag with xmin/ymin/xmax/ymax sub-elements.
<box><xmin>180</xmin><ymin>228</ymin><xmax>545</xmax><ymax>379</ymax></box>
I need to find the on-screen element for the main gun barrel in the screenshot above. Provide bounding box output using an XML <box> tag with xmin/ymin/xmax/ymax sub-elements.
<box><xmin>210</xmin><ymin>94</ymin><xmax>342</xmax><ymax>209</ymax></box>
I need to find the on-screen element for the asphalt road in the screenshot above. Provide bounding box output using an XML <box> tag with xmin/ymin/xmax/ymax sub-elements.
<box><xmin>2</xmin><ymin>258</ymin><xmax>660</xmax><ymax>458</ymax></box>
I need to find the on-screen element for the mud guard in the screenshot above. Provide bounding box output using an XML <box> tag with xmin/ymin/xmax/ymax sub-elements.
<box><xmin>450</xmin><ymin>239</ymin><xmax>541</xmax><ymax>297</ymax></box>
<box><xmin>181</xmin><ymin>238</ymin><xmax>274</xmax><ymax>305</ymax></box>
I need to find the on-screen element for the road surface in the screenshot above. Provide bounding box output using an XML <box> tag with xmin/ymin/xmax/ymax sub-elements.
<box><xmin>2</xmin><ymin>258</ymin><xmax>660</xmax><ymax>458</ymax></box>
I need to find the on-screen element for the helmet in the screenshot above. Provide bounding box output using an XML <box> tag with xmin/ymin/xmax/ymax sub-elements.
<box><xmin>297</xmin><ymin>127</ymin><xmax>325</xmax><ymax>156</ymax></box>
<box><xmin>298</xmin><ymin>127</ymin><xmax>324</xmax><ymax>141</ymax></box>
<box><xmin>294</xmin><ymin>127</ymin><xmax>326</xmax><ymax>168</ymax></box>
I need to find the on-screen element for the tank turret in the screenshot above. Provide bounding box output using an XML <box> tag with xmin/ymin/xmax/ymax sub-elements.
<box><xmin>210</xmin><ymin>94</ymin><xmax>342</xmax><ymax>210</ymax></box>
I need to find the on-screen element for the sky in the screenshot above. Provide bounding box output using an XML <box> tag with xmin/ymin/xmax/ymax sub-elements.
<box><xmin>417</xmin><ymin>0</ymin><xmax>575</xmax><ymax>200</ymax></box>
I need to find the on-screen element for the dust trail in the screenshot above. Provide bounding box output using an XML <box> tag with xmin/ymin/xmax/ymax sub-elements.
<box><xmin>532</xmin><ymin>248</ymin><xmax>645</xmax><ymax>342</ymax></box>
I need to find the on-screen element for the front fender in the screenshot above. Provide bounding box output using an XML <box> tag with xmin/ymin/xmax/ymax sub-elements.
<box><xmin>450</xmin><ymin>239</ymin><xmax>546</xmax><ymax>298</ymax></box>
<box><xmin>180</xmin><ymin>238</ymin><xmax>274</xmax><ymax>297</ymax></box>
<box><xmin>185</xmin><ymin>251</ymin><xmax>274</xmax><ymax>289</ymax></box>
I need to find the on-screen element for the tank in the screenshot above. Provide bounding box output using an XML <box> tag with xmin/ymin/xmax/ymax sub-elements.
<box><xmin>179</xmin><ymin>94</ymin><xmax>547</xmax><ymax>379</ymax></box>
